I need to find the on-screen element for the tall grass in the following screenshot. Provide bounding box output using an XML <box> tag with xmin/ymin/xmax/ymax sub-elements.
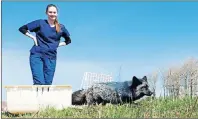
<box><xmin>2</xmin><ymin>96</ymin><xmax>198</xmax><ymax>118</ymax></box>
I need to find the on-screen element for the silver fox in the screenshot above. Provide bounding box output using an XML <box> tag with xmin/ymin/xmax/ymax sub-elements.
<box><xmin>72</xmin><ymin>76</ymin><xmax>153</xmax><ymax>105</ymax></box>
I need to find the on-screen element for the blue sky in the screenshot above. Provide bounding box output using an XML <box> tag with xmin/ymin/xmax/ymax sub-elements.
<box><xmin>2</xmin><ymin>1</ymin><xmax>198</xmax><ymax>101</ymax></box>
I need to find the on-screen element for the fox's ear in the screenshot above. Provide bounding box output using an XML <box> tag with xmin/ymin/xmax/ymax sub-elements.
<box><xmin>142</xmin><ymin>76</ymin><xmax>147</xmax><ymax>82</ymax></box>
<box><xmin>131</xmin><ymin>76</ymin><xmax>142</xmax><ymax>88</ymax></box>
<box><xmin>132</xmin><ymin>76</ymin><xmax>138</xmax><ymax>80</ymax></box>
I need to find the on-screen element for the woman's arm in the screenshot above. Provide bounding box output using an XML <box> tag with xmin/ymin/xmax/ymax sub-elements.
<box><xmin>58</xmin><ymin>36</ymin><xmax>71</xmax><ymax>47</ymax></box>
<box><xmin>18</xmin><ymin>20</ymin><xmax>41</xmax><ymax>46</ymax></box>
<box><xmin>19</xmin><ymin>25</ymin><xmax>38</xmax><ymax>46</ymax></box>
<box><xmin>59</xmin><ymin>25</ymin><xmax>71</xmax><ymax>47</ymax></box>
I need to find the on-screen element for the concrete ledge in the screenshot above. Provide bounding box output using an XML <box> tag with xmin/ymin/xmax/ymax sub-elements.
<box><xmin>4</xmin><ymin>85</ymin><xmax>72</xmax><ymax>114</ymax></box>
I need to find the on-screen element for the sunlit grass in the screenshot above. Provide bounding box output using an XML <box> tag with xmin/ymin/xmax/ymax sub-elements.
<box><xmin>2</xmin><ymin>96</ymin><xmax>198</xmax><ymax>118</ymax></box>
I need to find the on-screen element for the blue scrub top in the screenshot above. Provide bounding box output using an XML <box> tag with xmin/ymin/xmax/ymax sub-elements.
<box><xmin>26</xmin><ymin>19</ymin><xmax>70</xmax><ymax>59</ymax></box>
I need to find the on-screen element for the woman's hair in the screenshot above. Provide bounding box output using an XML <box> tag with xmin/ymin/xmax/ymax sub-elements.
<box><xmin>46</xmin><ymin>4</ymin><xmax>60</xmax><ymax>33</ymax></box>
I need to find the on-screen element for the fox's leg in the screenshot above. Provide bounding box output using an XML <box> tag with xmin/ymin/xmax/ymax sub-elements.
<box><xmin>117</xmin><ymin>94</ymin><xmax>123</xmax><ymax>104</ymax></box>
<box><xmin>86</xmin><ymin>91</ymin><xmax>95</xmax><ymax>106</ymax></box>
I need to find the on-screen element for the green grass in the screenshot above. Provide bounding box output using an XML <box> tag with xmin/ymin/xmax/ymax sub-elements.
<box><xmin>2</xmin><ymin>96</ymin><xmax>198</xmax><ymax>118</ymax></box>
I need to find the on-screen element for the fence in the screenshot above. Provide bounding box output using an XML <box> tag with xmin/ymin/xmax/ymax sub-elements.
<box><xmin>80</xmin><ymin>72</ymin><xmax>113</xmax><ymax>90</ymax></box>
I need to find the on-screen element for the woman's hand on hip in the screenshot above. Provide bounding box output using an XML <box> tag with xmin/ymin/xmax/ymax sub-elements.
<box><xmin>24</xmin><ymin>32</ymin><xmax>38</xmax><ymax>46</ymax></box>
<box><xmin>32</xmin><ymin>37</ymin><xmax>38</xmax><ymax>46</ymax></box>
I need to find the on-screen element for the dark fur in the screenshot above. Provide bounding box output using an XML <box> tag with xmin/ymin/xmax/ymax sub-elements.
<box><xmin>72</xmin><ymin>76</ymin><xmax>153</xmax><ymax>105</ymax></box>
<box><xmin>72</xmin><ymin>89</ymin><xmax>87</xmax><ymax>105</ymax></box>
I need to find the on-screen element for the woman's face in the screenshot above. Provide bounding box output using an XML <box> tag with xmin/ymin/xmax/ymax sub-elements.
<box><xmin>46</xmin><ymin>6</ymin><xmax>58</xmax><ymax>21</ymax></box>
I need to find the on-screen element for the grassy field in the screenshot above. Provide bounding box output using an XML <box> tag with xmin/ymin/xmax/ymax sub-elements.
<box><xmin>2</xmin><ymin>96</ymin><xmax>198</xmax><ymax>118</ymax></box>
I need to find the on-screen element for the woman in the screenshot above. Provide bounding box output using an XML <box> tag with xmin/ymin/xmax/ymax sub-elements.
<box><xmin>19</xmin><ymin>4</ymin><xmax>71</xmax><ymax>85</ymax></box>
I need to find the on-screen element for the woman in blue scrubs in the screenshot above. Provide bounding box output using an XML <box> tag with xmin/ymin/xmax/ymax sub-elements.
<box><xmin>19</xmin><ymin>4</ymin><xmax>71</xmax><ymax>85</ymax></box>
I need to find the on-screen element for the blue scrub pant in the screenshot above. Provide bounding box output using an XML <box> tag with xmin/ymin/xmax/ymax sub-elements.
<box><xmin>29</xmin><ymin>53</ymin><xmax>56</xmax><ymax>85</ymax></box>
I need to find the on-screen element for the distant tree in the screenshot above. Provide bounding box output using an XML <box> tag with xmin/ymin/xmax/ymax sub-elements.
<box><xmin>181</xmin><ymin>58</ymin><xmax>198</xmax><ymax>98</ymax></box>
<box><xmin>161</xmin><ymin>57</ymin><xmax>198</xmax><ymax>98</ymax></box>
<box><xmin>147</xmin><ymin>70</ymin><xmax>159</xmax><ymax>97</ymax></box>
